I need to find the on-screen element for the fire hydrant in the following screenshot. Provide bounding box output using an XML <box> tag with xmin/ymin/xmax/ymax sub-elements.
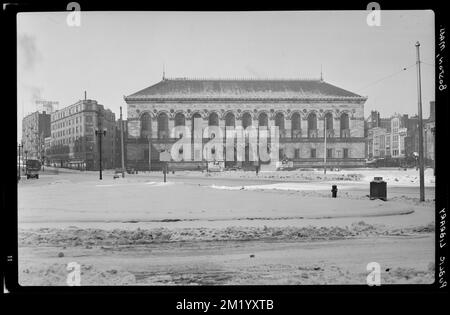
<box><xmin>331</xmin><ymin>185</ymin><xmax>338</xmax><ymax>198</ymax></box>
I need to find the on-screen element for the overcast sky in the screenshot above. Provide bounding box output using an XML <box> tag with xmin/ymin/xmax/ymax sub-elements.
<box><xmin>17</xmin><ymin>10</ymin><xmax>435</xmax><ymax>140</ymax></box>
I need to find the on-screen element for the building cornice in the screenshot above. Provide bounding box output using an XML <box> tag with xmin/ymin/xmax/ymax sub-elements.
<box><xmin>124</xmin><ymin>96</ymin><xmax>368</xmax><ymax>103</ymax></box>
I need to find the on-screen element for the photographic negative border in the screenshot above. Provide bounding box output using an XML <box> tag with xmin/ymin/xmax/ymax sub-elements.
<box><xmin>2</xmin><ymin>0</ymin><xmax>449</xmax><ymax>307</ymax></box>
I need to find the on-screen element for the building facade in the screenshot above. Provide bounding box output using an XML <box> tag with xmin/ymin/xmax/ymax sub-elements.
<box><xmin>35</xmin><ymin>100</ymin><xmax>59</xmax><ymax>114</ymax></box>
<box><xmin>424</xmin><ymin>101</ymin><xmax>435</xmax><ymax>166</ymax></box>
<box><xmin>366</xmin><ymin>105</ymin><xmax>440</xmax><ymax>168</ymax></box>
<box><xmin>21</xmin><ymin>111</ymin><xmax>51</xmax><ymax>160</ymax></box>
<box><xmin>46</xmin><ymin>99</ymin><xmax>116</xmax><ymax>170</ymax></box>
<box><xmin>124</xmin><ymin>77</ymin><xmax>367</xmax><ymax>170</ymax></box>
<box><xmin>366</xmin><ymin>113</ymin><xmax>408</xmax><ymax>159</ymax></box>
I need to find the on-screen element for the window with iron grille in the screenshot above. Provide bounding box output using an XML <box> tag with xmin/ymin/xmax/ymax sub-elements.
<box><xmin>343</xmin><ymin>148</ymin><xmax>349</xmax><ymax>159</ymax></box>
<box><xmin>327</xmin><ymin>148</ymin><xmax>332</xmax><ymax>158</ymax></box>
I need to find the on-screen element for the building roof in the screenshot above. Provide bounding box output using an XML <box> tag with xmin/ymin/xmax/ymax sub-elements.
<box><xmin>125</xmin><ymin>78</ymin><xmax>365</xmax><ymax>100</ymax></box>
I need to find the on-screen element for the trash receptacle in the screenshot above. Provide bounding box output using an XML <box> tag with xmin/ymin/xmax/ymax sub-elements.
<box><xmin>370</xmin><ymin>177</ymin><xmax>387</xmax><ymax>201</ymax></box>
<box><xmin>331</xmin><ymin>185</ymin><xmax>338</xmax><ymax>198</ymax></box>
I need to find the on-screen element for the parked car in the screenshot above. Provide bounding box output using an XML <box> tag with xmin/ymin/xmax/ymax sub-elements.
<box><xmin>126</xmin><ymin>167</ymin><xmax>137</xmax><ymax>174</ymax></box>
<box><xmin>113</xmin><ymin>168</ymin><xmax>124</xmax><ymax>179</ymax></box>
<box><xmin>25</xmin><ymin>159</ymin><xmax>41</xmax><ymax>179</ymax></box>
<box><xmin>207</xmin><ymin>161</ymin><xmax>224</xmax><ymax>172</ymax></box>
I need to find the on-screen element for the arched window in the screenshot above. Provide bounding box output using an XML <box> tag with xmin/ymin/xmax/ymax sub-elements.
<box><xmin>174</xmin><ymin>113</ymin><xmax>185</xmax><ymax>126</ymax></box>
<box><xmin>242</xmin><ymin>112</ymin><xmax>252</xmax><ymax>129</ymax></box>
<box><xmin>174</xmin><ymin>112</ymin><xmax>186</xmax><ymax>139</ymax></box>
<box><xmin>225</xmin><ymin>112</ymin><xmax>235</xmax><ymax>127</ymax></box>
<box><xmin>291</xmin><ymin>112</ymin><xmax>301</xmax><ymax>138</ymax></box>
<box><xmin>157</xmin><ymin>112</ymin><xmax>169</xmax><ymax>139</ymax></box>
<box><xmin>340</xmin><ymin>113</ymin><xmax>350</xmax><ymax>138</ymax></box>
<box><xmin>324</xmin><ymin>112</ymin><xmax>333</xmax><ymax>137</ymax></box>
<box><xmin>140</xmin><ymin>112</ymin><xmax>151</xmax><ymax>138</ymax></box>
<box><xmin>208</xmin><ymin>112</ymin><xmax>219</xmax><ymax>126</ymax></box>
<box><xmin>275</xmin><ymin>112</ymin><xmax>285</xmax><ymax>137</ymax></box>
<box><xmin>258</xmin><ymin>112</ymin><xmax>268</xmax><ymax>127</ymax></box>
<box><xmin>307</xmin><ymin>112</ymin><xmax>317</xmax><ymax>138</ymax></box>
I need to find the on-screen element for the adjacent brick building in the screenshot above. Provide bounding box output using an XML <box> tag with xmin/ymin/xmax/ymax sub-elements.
<box><xmin>46</xmin><ymin>98</ymin><xmax>116</xmax><ymax>170</ymax></box>
<box><xmin>366</xmin><ymin>101</ymin><xmax>435</xmax><ymax>166</ymax></box>
<box><xmin>21</xmin><ymin>111</ymin><xmax>51</xmax><ymax>160</ymax></box>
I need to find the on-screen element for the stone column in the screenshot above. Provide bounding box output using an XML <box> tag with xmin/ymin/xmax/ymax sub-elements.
<box><xmin>218</xmin><ymin>118</ymin><xmax>225</xmax><ymax>140</ymax></box>
<box><xmin>317</xmin><ymin>117</ymin><xmax>324</xmax><ymax>138</ymax></box>
<box><xmin>236</xmin><ymin>117</ymin><xmax>242</xmax><ymax>128</ymax></box>
<box><xmin>168</xmin><ymin>117</ymin><xmax>175</xmax><ymax>137</ymax></box>
<box><xmin>201</xmin><ymin>117</ymin><xmax>209</xmax><ymax>131</ymax></box>
<box><xmin>253</xmin><ymin>117</ymin><xmax>259</xmax><ymax>129</ymax></box>
<box><xmin>285</xmin><ymin>118</ymin><xmax>292</xmax><ymax>139</ymax></box>
<box><xmin>301</xmin><ymin>117</ymin><xmax>308</xmax><ymax>138</ymax></box>
<box><xmin>151</xmin><ymin>117</ymin><xmax>158</xmax><ymax>139</ymax></box>
<box><xmin>334</xmin><ymin>116</ymin><xmax>340</xmax><ymax>138</ymax></box>
<box><xmin>185</xmin><ymin>119</ymin><xmax>192</xmax><ymax>138</ymax></box>
<box><xmin>268</xmin><ymin>116</ymin><xmax>275</xmax><ymax>128</ymax></box>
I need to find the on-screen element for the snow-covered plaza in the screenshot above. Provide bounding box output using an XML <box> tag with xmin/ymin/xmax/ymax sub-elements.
<box><xmin>18</xmin><ymin>167</ymin><xmax>436</xmax><ymax>285</ymax></box>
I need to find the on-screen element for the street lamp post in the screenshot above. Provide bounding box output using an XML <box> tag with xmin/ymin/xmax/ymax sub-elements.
<box><xmin>18</xmin><ymin>142</ymin><xmax>23</xmax><ymax>178</ymax></box>
<box><xmin>24</xmin><ymin>150</ymin><xmax>28</xmax><ymax>175</ymax></box>
<box><xmin>95</xmin><ymin>129</ymin><xmax>107</xmax><ymax>180</ymax></box>
<box><xmin>324</xmin><ymin>118</ymin><xmax>327</xmax><ymax>175</ymax></box>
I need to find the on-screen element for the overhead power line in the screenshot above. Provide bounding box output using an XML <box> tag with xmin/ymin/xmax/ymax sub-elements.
<box><xmin>356</xmin><ymin>63</ymin><xmax>416</xmax><ymax>93</ymax></box>
<box><xmin>421</xmin><ymin>61</ymin><xmax>434</xmax><ymax>67</ymax></box>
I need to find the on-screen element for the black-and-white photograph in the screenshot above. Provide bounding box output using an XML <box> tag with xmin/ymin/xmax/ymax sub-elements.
<box><xmin>15</xmin><ymin>9</ymin><xmax>437</xmax><ymax>287</ymax></box>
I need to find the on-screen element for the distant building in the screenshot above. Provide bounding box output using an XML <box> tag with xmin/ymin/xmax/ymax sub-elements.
<box><xmin>22</xmin><ymin>110</ymin><xmax>51</xmax><ymax>160</ymax></box>
<box><xmin>424</xmin><ymin>101</ymin><xmax>435</xmax><ymax>166</ymax></box>
<box><xmin>43</xmin><ymin>137</ymin><xmax>52</xmax><ymax>164</ymax></box>
<box><xmin>35</xmin><ymin>100</ymin><xmax>59</xmax><ymax>114</ymax></box>
<box><xmin>46</xmin><ymin>98</ymin><xmax>116</xmax><ymax>170</ymax></box>
<box><xmin>366</xmin><ymin>102</ymin><xmax>435</xmax><ymax>167</ymax></box>
<box><xmin>367</xmin><ymin>127</ymin><xmax>386</xmax><ymax>159</ymax></box>
<box><xmin>366</xmin><ymin>114</ymin><xmax>407</xmax><ymax>159</ymax></box>
<box><xmin>366</xmin><ymin>110</ymin><xmax>381</xmax><ymax>130</ymax></box>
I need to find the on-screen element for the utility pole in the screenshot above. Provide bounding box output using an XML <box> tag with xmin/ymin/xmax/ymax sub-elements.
<box><xmin>120</xmin><ymin>106</ymin><xmax>125</xmax><ymax>177</ymax></box>
<box><xmin>415</xmin><ymin>41</ymin><xmax>425</xmax><ymax>202</ymax></box>
<box><xmin>95</xmin><ymin>128</ymin><xmax>106</xmax><ymax>180</ymax></box>
<box><xmin>432</xmin><ymin>126</ymin><xmax>435</xmax><ymax>176</ymax></box>
<box><xmin>324</xmin><ymin>117</ymin><xmax>327</xmax><ymax>174</ymax></box>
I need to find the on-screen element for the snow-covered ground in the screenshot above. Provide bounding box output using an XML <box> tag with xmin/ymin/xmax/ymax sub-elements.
<box><xmin>205</xmin><ymin>167</ymin><xmax>435</xmax><ymax>187</ymax></box>
<box><xmin>17</xmin><ymin>168</ymin><xmax>436</xmax><ymax>285</ymax></box>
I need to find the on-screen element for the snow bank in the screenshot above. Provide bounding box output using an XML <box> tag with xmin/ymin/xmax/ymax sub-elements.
<box><xmin>19</xmin><ymin>263</ymin><xmax>136</xmax><ymax>286</ymax></box>
<box><xmin>205</xmin><ymin>168</ymin><xmax>435</xmax><ymax>187</ymax></box>
<box><xmin>211</xmin><ymin>182</ymin><xmax>359</xmax><ymax>191</ymax></box>
<box><xmin>18</xmin><ymin>222</ymin><xmax>434</xmax><ymax>247</ymax></box>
